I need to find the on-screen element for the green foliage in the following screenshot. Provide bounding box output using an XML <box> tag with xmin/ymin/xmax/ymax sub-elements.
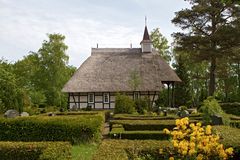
<box><xmin>150</xmin><ymin>28</ymin><xmax>171</xmax><ymax>63</ymax></box>
<box><xmin>199</xmin><ymin>97</ymin><xmax>230</xmax><ymax>125</ymax></box>
<box><xmin>155</xmin><ymin>89</ymin><xmax>168</xmax><ymax>108</ymax></box>
<box><xmin>0</xmin><ymin>66</ymin><xmax>24</xmax><ymax>113</ymax></box>
<box><xmin>0</xmin><ymin>141</ymin><xmax>71</xmax><ymax>160</ymax></box>
<box><xmin>128</xmin><ymin>70</ymin><xmax>141</xmax><ymax>91</ymax></box>
<box><xmin>71</xmin><ymin>143</ymin><xmax>98</xmax><ymax>160</ymax></box>
<box><xmin>0</xmin><ymin>114</ymin><xmax>104</xmax><ymax>144</ymax></box>
<box><xmin>113</xmin><ymin>114</ymin><xmax>177</xmax><ymax>120</ymax></box>
<box><xmin>29</xmin><ymin>91</ymin><xmax>46</xmax><ymax>106</ymax></box>
<box><xmin>220</xmin><ymin>102</ymin><xmax>240</xmax><ymax>116</ymax></box>
<box><xmin>92</xmin><ymin>140</ymin><xmax>171</xmax><ymax>160</ymax></box>
<box><xmin>134</xmin><ymin>97</ymin><xmax>150</xmax><ymax>114</ymax></box>
<box><xmin>230</xmin><ymin>120</ymin><xmax>240</xmax><ymax>128</ymax></box>
<box><xmin>174</xmin><ymin>55</ymin><xmax>191</xmax><ymax>107</ymax></box>
<box><xmin>114</xmin><ymin>94</ymin><xmax>136</xmax><ymax>114</ymax></box>
<box><xmin>109</xmin><ymin>130</ymin><xmax>169</xmax><ymax>140</ymax></box>
<box><xmin>213</xmin><ymin>126</ymin><xmax>240</xmax><ymax>159</ymax></box>
<box><xmin>172</xmin><ymin>0</ymin><xmax>240</xmax><ymax>96</ymax></box>
<box><xmin>110</xmin><ymin>119</ymin><xmax>180</xmax><ymax>131</ymax></box>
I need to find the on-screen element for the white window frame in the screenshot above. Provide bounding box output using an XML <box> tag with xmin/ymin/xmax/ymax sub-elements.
<box><xmin>88</xmin><ymin>93</ymin><xmax>94</xmax><ymax>103</ymax></box>
<box><xmin>103</xmin><ymin>93</ymin><xmax>109</xmax><ymax>103</ymax></box>
<box><xmin>134</xmin><ymin>92</ymin><xmax>140</xmax><ymax>100</ymax></box>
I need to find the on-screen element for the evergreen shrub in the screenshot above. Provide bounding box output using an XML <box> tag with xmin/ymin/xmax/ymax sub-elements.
<box><xmin>0</xmin><ymin>141</ymin><xmax>71</xmax><ymax>160</ymax></box>
<box><xmin>114</xmin><ymin>94</ymin><xmax>135</xmax><ymax>114</ymax></box>
<box><xmin>0</xmin><ymin>114</ymin><xmax>104</xmax><ymax>144</ymax></box>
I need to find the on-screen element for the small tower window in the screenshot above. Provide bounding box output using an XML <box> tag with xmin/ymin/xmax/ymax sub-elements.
<box><xmin>103</xmin><ymin>93</ymin><xmax>109</xmax><ymax>103</ymax></box>
<box><xmin>88</xmin><ymin>93</ymin><xmax>94</xmax><ymax>103</ymax></box>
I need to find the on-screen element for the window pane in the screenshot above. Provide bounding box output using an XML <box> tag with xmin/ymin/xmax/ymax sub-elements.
<box><xmin>104</xmin><ymin>93</ymin><xmax>109</xmax><ymax>103</ymax></box>
<box><xmin>88</xmin><ymin>93</ymin><xmax>94</xmax><ymax>103</ymax></box>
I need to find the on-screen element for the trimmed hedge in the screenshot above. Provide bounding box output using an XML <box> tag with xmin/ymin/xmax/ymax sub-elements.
<box><xmin>110</xmin><ymin>119</ymin><xmax>199</xmax><ymax>131</ymax></box>
<box><xmin>220</xmin><ymin>102</ymin><xmax>240</xmax><ymax>116</ymax></box>
<box><xmin>109</xmin><ymin>130</ymin><xmax>169</xmax><ymax>140</ymax></box>
<box><xmin>213</xmin><ymin>126</ymin><xmax>240</xmax><ymax>159</ymax></box>
<box><xmin>113</xmin><ymin>114</ymin><xmax>177</xmax><ymax>120</ymax></box>
<box><xmin>92</xmin><ymin>140</ymin><xmax>171</xmax><ymax>160</ymax></box>
<box><xmin>0</xmin><ymin>114</ymin><xmax>104</xmax><ymax>144</ymax></box>
<box><xmin>51</xmin><ymin>111</ymin><xmax>99</xmax><ymax>116</ymax></box>
<box><xmin>113</xmin><ymin>114</ymin><xmax>202</xmax><ymax>120</ymax></box>
<box><xmin>0</xmin><ymin>141</ymin><xmax>71</xmax><ymax>160</ymax></box>
<box><xmin>230</xmin><ymin>120</ymin><xmax>240</xmax><ymax>128</ymax></box>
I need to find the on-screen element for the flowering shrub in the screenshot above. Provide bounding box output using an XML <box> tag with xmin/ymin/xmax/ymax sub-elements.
<box><xmin>163</xmin><ymin>117</ymin><xmax>234</xmax><ymax>160</ymax></box>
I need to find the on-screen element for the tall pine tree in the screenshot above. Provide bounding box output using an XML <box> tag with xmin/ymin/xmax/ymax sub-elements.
<box><xmin>172</xmin><ymin>0</ymin><xmax>240</xmax><ymax>96</ymax></box>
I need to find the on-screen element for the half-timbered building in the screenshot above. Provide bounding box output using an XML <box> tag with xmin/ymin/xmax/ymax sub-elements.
<box><xmin>62</xmin><ymin>26</ymin><xmax>181</xmax><ymax>109</ymax></box>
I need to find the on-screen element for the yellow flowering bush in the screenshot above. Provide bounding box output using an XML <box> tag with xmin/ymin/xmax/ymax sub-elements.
<box><xmin>163</xmin><ymin>117</ymin><xmax>234</xmax><ymax>160</ymax></box>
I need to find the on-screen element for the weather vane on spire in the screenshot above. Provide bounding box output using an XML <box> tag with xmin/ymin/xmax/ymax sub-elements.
<box><xmin>145</xmin><ymin>16</ymin><xmax>147</xmax><ymax>26</ymax></box>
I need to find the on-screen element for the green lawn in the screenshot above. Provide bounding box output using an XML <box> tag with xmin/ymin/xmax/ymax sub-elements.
<box><xmin>72</xmin><ymin>143</ymin><xmax>98</xmax><ymax>160</ymax></box>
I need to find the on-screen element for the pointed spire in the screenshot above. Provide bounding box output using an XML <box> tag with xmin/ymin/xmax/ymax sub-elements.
<box><xmin>140</xmin><ymin>17</ymin><xmax>152</xmax><ymax>53</ymax></box>
<box><xmin>142</xmin><ymin>26</ymin><xmax>150</xmax><ymax>41</ymax></box>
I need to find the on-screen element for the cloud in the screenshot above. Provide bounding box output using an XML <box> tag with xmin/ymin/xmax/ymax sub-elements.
<box><xmin>0</xmin><ymin>0</ymin><xmax>189</xmax><ymax>67</ymax></box>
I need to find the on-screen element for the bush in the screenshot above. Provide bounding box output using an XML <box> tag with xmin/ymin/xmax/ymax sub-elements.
<box><xmin>230</xmin><ymin>120</ymin><xmax>240</xmax><ymax>128</ymax></box>
<box><xmin>0</xmin><ymin>141</ymin><xmax>71</xmax><ymax>160</ymax></box>
<box><xmin>163</xmin><ymin>118</ymin><xmax>234</xmax><ymax>160</ymax></box>
<box><xmin>0</xmin><ymin>114</ymin><xmax>104</xmax><ymax>144</ymax></box>
<box><xmin>110</xmin><ymin>119</ymin><xmax>198</xmax><ymax>131</ymax></box>
<box><xmin>114</xmin><ymin>94</ymin><xmax>135</xmax><ymax>114</ymax></box>
<box><xmin>113</xmin><ymin>114</ymin><xmax>177</xmax><ymax>120</ymax></box>
<box><xmin>213</xmin><ymin>126</ymin><xmax>240</xmax><ymax>159</ymax></box>
<box><xmin>51</xmin><ymin>111</ymin><xmax>99</xmax><ymax>116</ymax></box>
<box><xmin>134</xmin><ymin>97</ymin><xmax>150</xmax><ymax>114</ymax></box>
<box><xmin>92</xmin><ymin>140</ymin><xmax>171</xmax><ymax>160</ymax></box>
<box><xmin>109</xmin><ymin>130</ymin><xmax>170</xmax><ymax>140</ymax></box>
<box><xmin>199</xmin><ymin>96</ymin><xmax>230</xmax><ymax>125</ymax></box>
<box><xmin>220</xmin><ymin>102</ymin><xmax>240</xmax><ymax>116</ymax></box>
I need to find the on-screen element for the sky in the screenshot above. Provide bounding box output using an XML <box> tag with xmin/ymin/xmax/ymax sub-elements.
<box><xmin>0</xmin><ymin>0</ymin><xmax>190</xmax><ymax>67</ymax></box>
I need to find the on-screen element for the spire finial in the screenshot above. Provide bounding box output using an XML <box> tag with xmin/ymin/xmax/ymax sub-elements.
<box><xmin>145</xmin><ymin>16</ymin><xmax>147</xmax><ymax>26</ymax></box>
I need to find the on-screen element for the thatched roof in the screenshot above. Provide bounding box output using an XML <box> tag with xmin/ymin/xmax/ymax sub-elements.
<box><xmin>62</xmin><ymin>48</ymin><xmax>181</xmax><ymax>93</ymax></box>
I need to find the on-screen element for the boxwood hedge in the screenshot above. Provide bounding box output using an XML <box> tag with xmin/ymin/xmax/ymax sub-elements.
<box><xmin>109</xmin><ymin>130</ymin><xmax>169</xmax><ymax>140</ymax></box>
<box><xmin>0</xmin><ymin>114</ymin><xmax>104</xmax><ymax>144</ymax></box>
<box><xmin>220</xmin><ymin>102</ymin><xmax>240</xmax><ymax>116</ymax></box>
<box><xmin>113</xmin><ymin>114</ymin><xmax>177</xmax><ymax>120</ymax></box>
<box><xmin>0</xmin><ymin>141</ymin><xmax>71</xmax><ymax>160</ymax></box>
<box><xmin>92</xmin><ymin>140</ymin><xmax>172</xmax><ymax>160</ymax></box>
<box><xmin>110</xmin><ymin>119</ymin><xmax>199</xmax><ymax>131</ymax></box>
<box><xmin>213</xmin><ymin>126</ymin><xmax>240</xmax><ymax>159</ymax></box>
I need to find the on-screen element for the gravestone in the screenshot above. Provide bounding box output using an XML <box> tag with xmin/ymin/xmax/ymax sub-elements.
<box><xmin>20</xmin><ymin>112</ymin><xmax>29</xmax><ymax>117</ymax></box>
<box><xmin>4</xmin><ymin>110</ymin><xmax>19</xmax><ymax>118</ymax></box>
<box><xmin>48</xmin><ymin>112</ymin><xmax>55</xmax><ymax>116</ymax></box>
<box><xmin>211</xmin><ymin>115</ymin><xmax>223</xmax><ymax>125</ymax></box>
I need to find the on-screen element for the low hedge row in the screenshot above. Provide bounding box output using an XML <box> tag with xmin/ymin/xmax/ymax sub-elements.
<box><xmin>213</xmin><ymin>126</ymin><xmax>240</xmax><ymax>159</ymax></box>
<box><xmin>0</xmin><ymin>114</ymin><xmax>104</xmax><ymax>144</ymax></box>
<box><xmin>52</xmin><ymin>111</ymin><xmax>99</xmax><ymax>116</ymax></box>
<box><xmin>0</xmin><ymin>141</ymin><xmax>71</xmax><ymax>160</ymax></box>
<box><xmin>230</xmin><ymin>120</ymin><xmax>240</xmax><ymax>128</ymax></box>
<box><xmin>109</xmin><ymin>130</ymin><xmax>169</xmax><ymax>140</ymax></box>
<box><xmin>92</xmin><ymin>140</ymin><xmax>172</xmax><ymax>160</ymax></box>
<box><xmin>113</xmin><ymin>114</ymin><xmax>177</xmax><ymax>120</ymax></box>
<box><xmin>110</xmin><ymin>119</ymin><xmax>199</xmax><ymax>131</ymax></box>
<box><xmin>220</xmin><ymin>102</ymin><xmax>240</xmax><ymax>116</ymax></box>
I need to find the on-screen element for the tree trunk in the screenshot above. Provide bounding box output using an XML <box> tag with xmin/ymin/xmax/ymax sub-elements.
<box><xmin>209</xmin><ymin>57</ymin><xmax>216</xmax><ymax>96</ymax></box>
